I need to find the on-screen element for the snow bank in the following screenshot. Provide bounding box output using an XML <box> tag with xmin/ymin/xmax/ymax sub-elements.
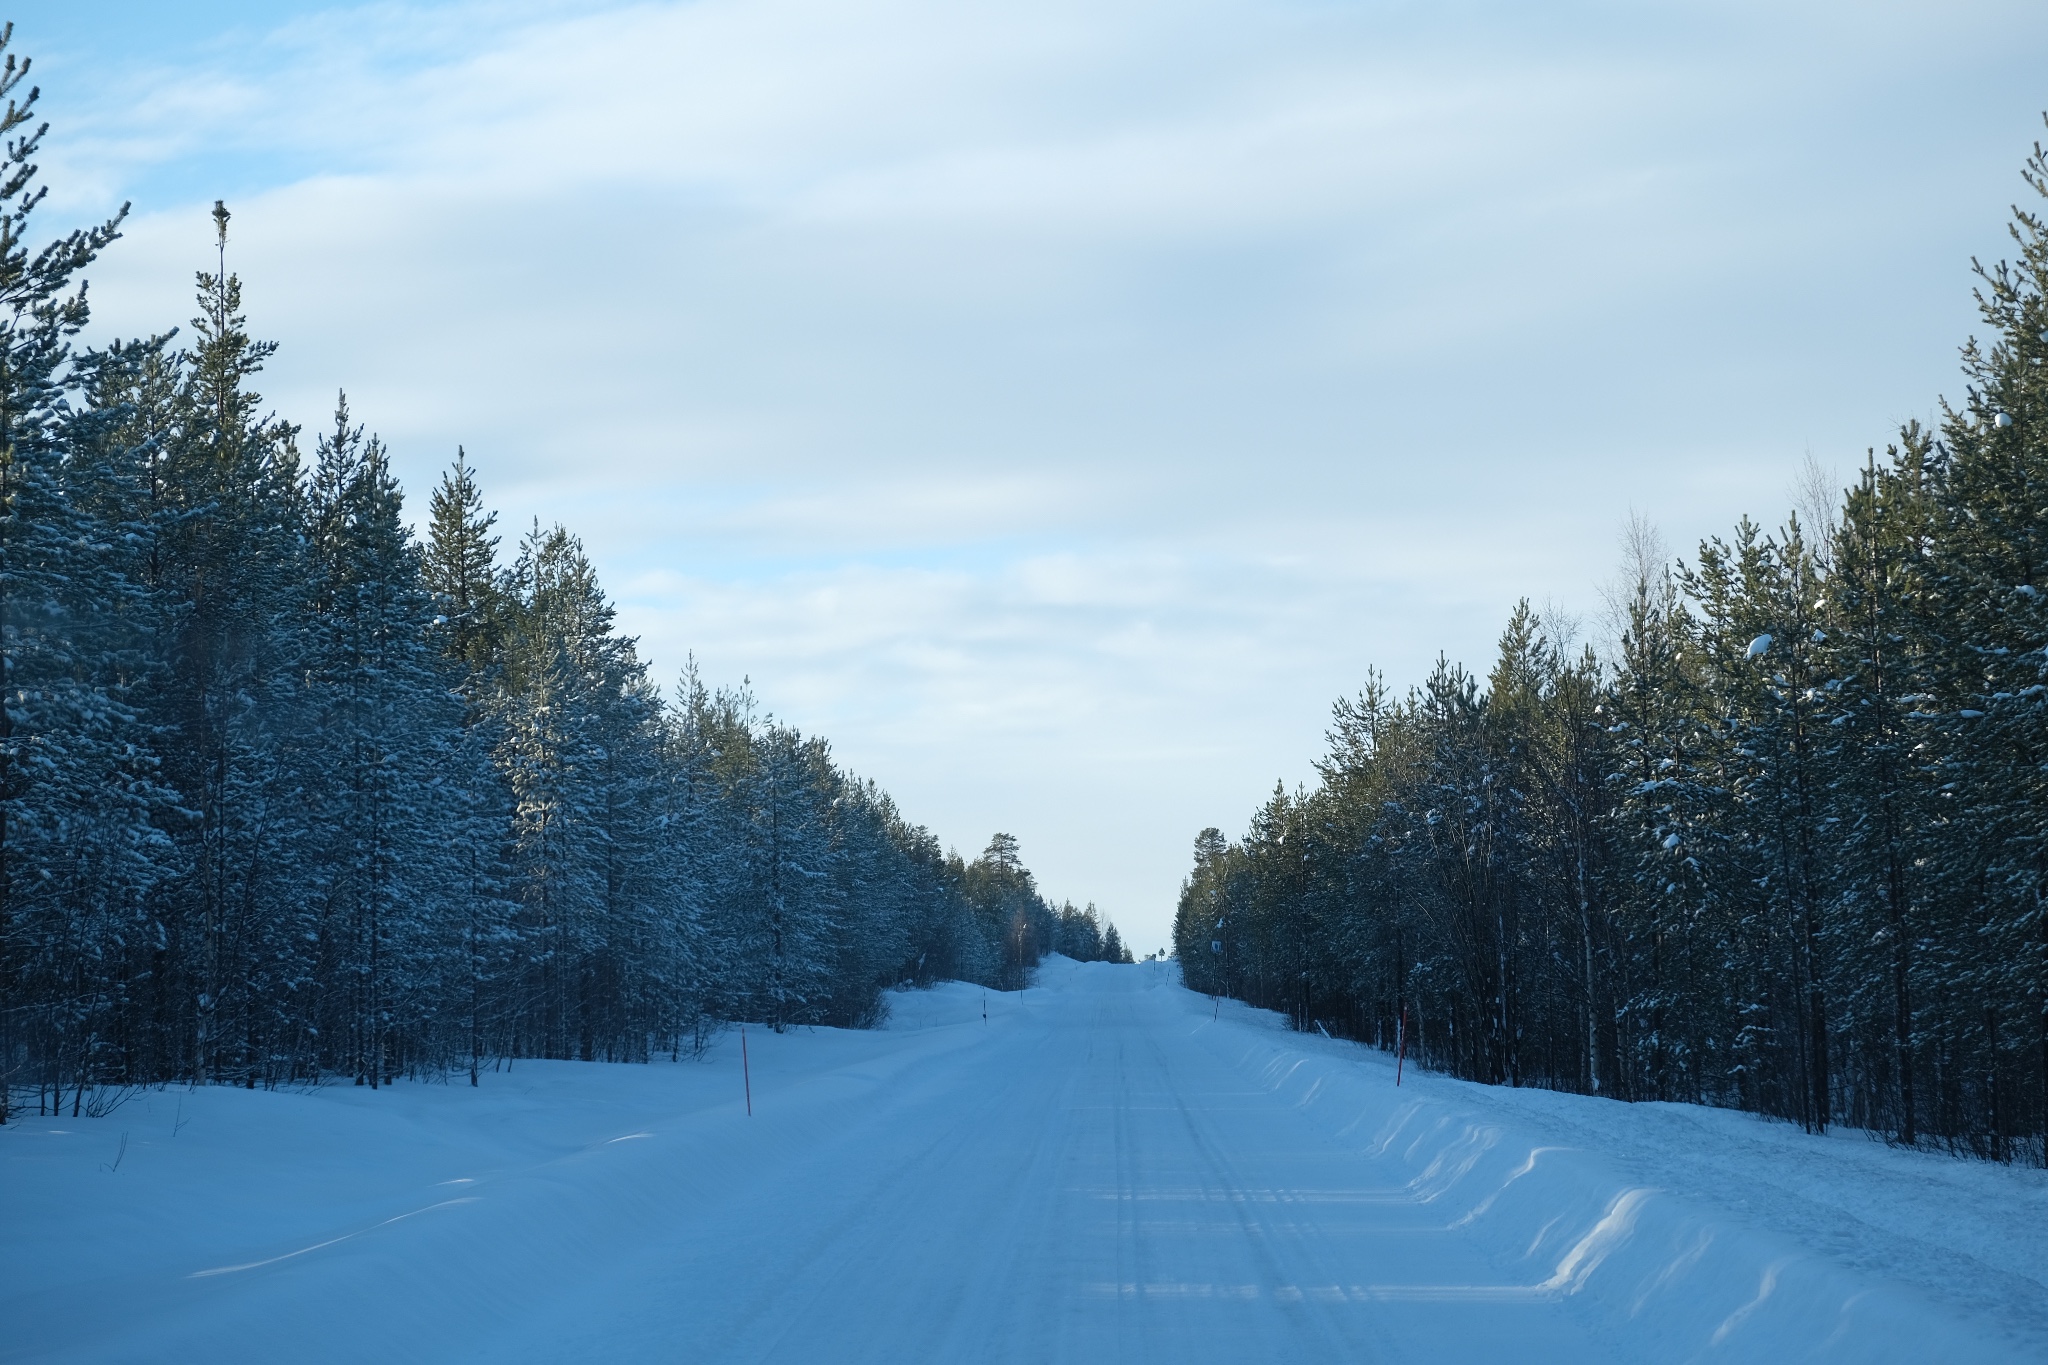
<box><xmin>1183</xmin><ymin>979</ymin><xmax>2047</xmax><ymax>1363</ymax></box>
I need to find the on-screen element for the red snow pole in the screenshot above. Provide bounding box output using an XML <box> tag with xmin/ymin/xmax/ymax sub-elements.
<box><xmin>1395</xmin><ymin>1007</ymin><xmax>1408</xmax><ymax>1087</ymax></box>
<box><xmin>741</xmin><ymin>1025</ymin><xmax>753</xmax><ymax>1116</ymax></box>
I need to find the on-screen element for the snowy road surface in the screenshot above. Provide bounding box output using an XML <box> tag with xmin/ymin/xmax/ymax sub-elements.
<box><xmin>7</xmin><ymin>958</ymin><xmax>2042</xmax><ymax>1363</ymax></box>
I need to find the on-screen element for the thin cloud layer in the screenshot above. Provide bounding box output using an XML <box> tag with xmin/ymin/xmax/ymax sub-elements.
<box><xmin>21</xmin><ymin>0</ymin><xmax>2048</xmax><ymax>945</ymax></box>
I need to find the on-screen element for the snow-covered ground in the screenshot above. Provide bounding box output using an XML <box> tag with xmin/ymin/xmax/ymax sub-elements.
<box><xmin>5</xmin><ymin>957</ymin><xmax>2042</xmax><ymax>1363</ymax></box>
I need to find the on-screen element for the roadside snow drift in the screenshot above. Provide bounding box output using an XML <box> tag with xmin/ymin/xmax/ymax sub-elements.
<box><xmin>5</xmin><ymin>958</ymin><xmax>2041</xmax><ymax>1363</ymax></box>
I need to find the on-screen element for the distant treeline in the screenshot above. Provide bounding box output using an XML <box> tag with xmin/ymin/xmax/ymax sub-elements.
<box><xmin>1177</xmin><ymin>125</ymin><xmax>2048</xmax><ymax>1165</ymax></box>
<box><xmin>0</xmin><ymin>37</ymin><xmax>1131</xmax><ymax>1121</ymax></box>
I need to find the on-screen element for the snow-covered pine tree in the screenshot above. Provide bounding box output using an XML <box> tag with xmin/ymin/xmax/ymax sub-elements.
<box><xmin>1311</xmin><ymin>677</ymin><xmax>1416</xmax><ymax>1049</ymax></box>
<box><xmin>1052</xmin><ymin>899</ymin><xmax>1104</xmax><ymax>961</ymax></box>
<box><xmin>1412</xmin><ymin>653</ymin><xmax>1521</xmax><ymax>1082</ymax></box>
<box><xmin>1920</xmin><ymin>138</ymin><xmax>2048</xmax><ymax>1158</ymax></box>
<box><xmin>142</xmin><ymin>215</ymin><xmax>320</xmax><ymax>1087</ymax></box>
<box><xmin>657</xmin><ymin>660</ymin><xmax>749</xmax><ymax>1047</ymax></box>
<box><xmin>819</xmin><ymin>777</ymin><xmax>913</xmax><ymax>1025</ymax></box>
<box><xmin>743</xmin><ymin>722</ymin><xmax>839</xmax><ymax>1032</ymax></box>
<box><xmin>1685</xmin><ymin>518</ymin><xmax>1837</xmax><ymax>1130</ymax></box>
<box><xmin>497</xmin><ymin>523</ymin><xmax>669</xmax><ymax>1058</ymax></box>
<box><xmin>303</xmin><ymin>396</ymin><xmax>469</xmax><ymax>1084</ymax></box>
<box><xmin>890</xmin><ymin>815</ymin><xmax>984</xmax><ymax>988</ymax></box>
<box><xmin>419</xmin><ymin>450</ymin><xmax>519</xmax><ymax>1079</ymax></box>
<box><xmin>0</xmin><ymin>33</ymin><xmax>158</xmax><ymax>1121</ymax></box>
<box><xmin>425</xmin><ymin>448</ymin><xmax>508</xmax><ymax>682</ymax></box>
<box><xmin>39</xmin><ymin>338</ymin><xmax>189</xmax><ymax>1100</ymax></box>
<box><xmin>584</xmin><ymin>663</ymin><xmax>667</xmax><ymax>1059</ymax></box>
<box><xmin>1605</xmin><ymin>525</ymin><xmax>1723</xmax><ymax>1104</ymax></box>
<box><xmin>963</xmin><ymin>832</ymin><xmax>1049</xmax><ymax>991</ymax></box>
<box><xmin>1818</xmin><ymin>430</ymin><xmax>1939</xmax><ymax>1144</ymax></box>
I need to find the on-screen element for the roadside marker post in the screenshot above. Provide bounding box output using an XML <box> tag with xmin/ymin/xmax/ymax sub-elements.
<box><xmin>742</xmin><ymin>1026</ymin><xmax>753</xmax><ymax>1116</ymax></box>
<box><xmin>1395</xmin><ymin>1008</ymin><xmax>1407</xmax><ymax>1087</ymax></box>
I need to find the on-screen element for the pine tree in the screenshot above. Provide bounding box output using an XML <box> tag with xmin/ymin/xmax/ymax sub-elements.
<box><xmin>497</xmin><ymin>523</ymin><xmax>666</xmax><ymax>1056</ymax></box>
<box><xmin>1606</xmin><ymin>528</ymin><xmax>1715</xmax><ymax>1102</ymax></box>
<box><xmin>414</xmin><ymin>448</ymin><xmax>518</xmax><ymax>1078</ymax></box>
<box><xmin>304</xmin><ymin>395</ymin><xmax>465</xmax><ymax>1084</ymax></box>
<box><xmin>744</xmin><ymin>723</ymin><xmax>838</xmax><ymax>1031</ymax></box>
<box><xmin>424</xmin><ymin>448</ymin><xmax>507</xmax><ymax>680</ymax></box>
<box><xmin>99</xmin><ymin>201</ymin><xmax>317</xmax><ymax>1087</ymax></box>
<box><xmin>0</xmin><ymin>29</ymin><xmax>142</xmax><ymax>1121</ymax></box>
<box><xmin>1820</xmin><ymin>430</ymin><xmax>1938</xmax><ymax>1143</ymax></box>
<box><xmin>1691</xmin><ymin>519</ymin><xmax>1836</xmax><ymax>1128</ymax></box>
<box><xmin>1921</xmin><ymin>131</ymin><xmax>2048</xmax><ymax>1158</ymax></box>
<box><xmin>963</xmin><ymin>832</ymin><xmax>1048</xmax><ymax>990</ymax></box>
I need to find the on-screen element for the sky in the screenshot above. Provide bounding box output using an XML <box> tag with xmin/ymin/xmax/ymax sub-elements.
<box><xmin>17</xmin><ymin>0</ymin><xmax>2048</xmax><ymax>953</ymax></box>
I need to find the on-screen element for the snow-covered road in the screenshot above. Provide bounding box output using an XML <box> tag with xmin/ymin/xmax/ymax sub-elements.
<box><xmin>6</xmin><ymin>959</ymin><xmax>2040</xmax><ymax>1363</ymax></box>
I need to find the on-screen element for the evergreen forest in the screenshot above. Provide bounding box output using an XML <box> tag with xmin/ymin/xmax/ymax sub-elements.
<box><xmin>0</xmin><ymin>35</ymin><xmax>1133</xmax><ymax>1122</ymax></box>
<box><xmin>1177</xmin><ymin>125</ymin><xmax>2048</xmax><ymax>1165</ymax></box>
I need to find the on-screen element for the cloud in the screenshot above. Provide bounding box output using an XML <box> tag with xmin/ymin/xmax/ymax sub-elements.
<box><xmin>24</xmin><ymin>0</ymin><xmax>2048</xmax><ymax>942</ymax></box>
